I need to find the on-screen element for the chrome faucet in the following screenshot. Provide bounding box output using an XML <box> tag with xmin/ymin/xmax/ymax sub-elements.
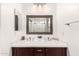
<box><xmin>47</xmin><ymin>37</ymin><xmax>51</xmax><ymax>41</ymax></box>
<box><xmin>47</xmin><ymin>37</ymin><xmax>59</xmax><ymax>41</ymax></box>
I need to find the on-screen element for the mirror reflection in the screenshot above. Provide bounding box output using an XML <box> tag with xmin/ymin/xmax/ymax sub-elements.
<box><xmin>27</xmin><ymin>15</ymin><xmax>53</xmax><ymax>34</ymax></box>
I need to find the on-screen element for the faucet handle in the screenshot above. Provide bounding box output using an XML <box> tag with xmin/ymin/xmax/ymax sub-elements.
<box><xmin>52</xmin><ymin>37</ymin><xmax>59</xmax><ymax>41</ymax></box>
<box><xmin>48</xmin><ymin>37</ymin><xmax>49</xmax><ymax>39</ymax></box>
<box><xmin>47</xmin><ymin>37</ymin><xmax>51</xmax><ymax>41</ymax></box>
<box><xmin>29</xmin><ymin>37</ymin><xmax>31</xmax><ymax>40</ymax></box>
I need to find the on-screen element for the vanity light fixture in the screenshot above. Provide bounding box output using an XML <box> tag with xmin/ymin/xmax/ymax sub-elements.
<box><xmin>33</xmin><ymin>3</ymin><xmax>47</xmax><ymax>8</ymax></box>
<box><xmin>32</xmin><ymin>3</ymin><xmax>48</xmax><ymax>12</ymax></box>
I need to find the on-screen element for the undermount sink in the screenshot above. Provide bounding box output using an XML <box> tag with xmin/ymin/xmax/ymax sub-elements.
<box><xmin>27</xmin><ymin>36</ymin><xmax>59</xmax><ymax>43</ymax></box>
<box><xmin>32</xmin><ymin>38</ymin><xmax>46</xmax><ymax>42</ymax></box>
<box><xmin>22</xmin><ymin>37</ymin><xmax>60</xmax><ymax>44</ymax></box>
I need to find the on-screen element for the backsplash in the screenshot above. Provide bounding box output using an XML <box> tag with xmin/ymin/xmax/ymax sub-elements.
<box><xmin>15</xmin><ymin>31</ymin><xmax>58</xmax><ymax>42</ymax></box>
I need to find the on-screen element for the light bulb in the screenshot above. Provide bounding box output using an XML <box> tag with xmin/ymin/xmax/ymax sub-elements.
<box><xmin>32</xmin><ymin>4</ymin><xmax>36</xmax><ymax>9</ymax></box>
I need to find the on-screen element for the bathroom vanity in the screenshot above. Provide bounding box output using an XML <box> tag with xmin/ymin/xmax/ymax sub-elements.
<box><xmin>11</xmin><ymin>39</ymin><xmax>67</xmax><ymax>56</ymax></box>
<box><xmin>13</xmin><ymin>15</ymin><xmax>67</xmax><ymax>56</ymax></box>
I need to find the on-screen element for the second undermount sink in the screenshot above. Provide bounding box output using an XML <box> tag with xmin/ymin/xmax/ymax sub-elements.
<box><xmin>32</xmin><ymin>38</ymin><xmax>45</xmax><ymax>42</ymax></box>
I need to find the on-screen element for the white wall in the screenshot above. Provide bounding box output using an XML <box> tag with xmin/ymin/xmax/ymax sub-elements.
<box><xmin>21</xmin><ymin>3</ymin><xmax>58</xmax><ymax>38</ymax></box>
<box><xmin>57</xmin><ymin>3</ymin><xmax>79</xmax><ymax>56</ymax></box>
<box><xmin>0</xmin><ymin>3</ymin><xmax>58</xmax><ymax>56</ymax></box>
<box><xmin>0</xmin><ymin>3</ymin><xmax>22</xmax><ymax>56</ymax></box>
<box><xmin>0</xmin><ymin>4</ymin><xmax>1</xmax><ymax>55</ymax></box>
<box><xmin>1</xmin><ymin>3</ymin><xmax>79</xmax><ymax>56</ymax></box>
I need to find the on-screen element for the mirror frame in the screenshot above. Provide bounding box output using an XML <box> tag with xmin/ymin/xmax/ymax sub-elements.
<box><xmin>26</xmin><ymin>15</ymin><xmax>53</xmax><ymax>34</ymax></box>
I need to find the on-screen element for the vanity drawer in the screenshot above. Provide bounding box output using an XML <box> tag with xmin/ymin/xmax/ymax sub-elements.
<box><xmin>33</xmin><ymin>48</ymin><xmax>45</xmax><ymax>56</ymax></box>
<box><xmin>33</xmin><ymin>48</ymin><xmax>45</xmax><ymax>53</ymax></box>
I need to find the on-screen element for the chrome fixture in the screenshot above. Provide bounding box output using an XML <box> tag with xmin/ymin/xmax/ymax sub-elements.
<box><xmin>65</xmin><ymin>20</ymin><xmax>79</xmax><ymax>26</ymax></box>
<box><xmin>33</xmin><ymin>3</ymin><xmax>46</xmax><ymax>7</ymax></box>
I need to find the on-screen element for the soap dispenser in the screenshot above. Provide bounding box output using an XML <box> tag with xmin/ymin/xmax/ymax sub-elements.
<box><xmin>21</xmin><ymin>36</ymin><xmax>25</xmax><ymax>40</ymax></box>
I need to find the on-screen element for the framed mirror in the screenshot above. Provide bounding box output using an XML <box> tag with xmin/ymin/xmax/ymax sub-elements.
<box><xmin>26</xmin><ymin>15</ymin><xmax>53</xmax><ymax>34</ymax></box>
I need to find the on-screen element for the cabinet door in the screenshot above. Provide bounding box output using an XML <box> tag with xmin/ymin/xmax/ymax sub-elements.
<box><xmin>12</xmin><ymin>47</ymin><xmax>33</xmax><ymax>56</ymax></box>
<box><xmin>46</xmin><ymin>48</ymin><xmax>67</xmax><ymax>56</ymax></box>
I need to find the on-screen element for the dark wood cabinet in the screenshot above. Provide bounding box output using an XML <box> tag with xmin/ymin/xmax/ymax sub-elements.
<box><xmin>46</xmin><ymin>48</ymin><xmax>67</xmax><ymax>56</ymax></box>
<box><xmin>12</xmin><ymin>47</ymin><xmax>67</xmax><ymax>56</ymax></box>
<box><xmin>12</xmin><ymin>47</ymin><xmax>33</xmax><ymax>56</ymax></box>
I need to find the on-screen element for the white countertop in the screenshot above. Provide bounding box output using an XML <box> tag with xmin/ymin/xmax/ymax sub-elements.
<box><xmin>11</xmin><ymin>39</ymin><xmax>68</xmax><ymax>47</ymax></box>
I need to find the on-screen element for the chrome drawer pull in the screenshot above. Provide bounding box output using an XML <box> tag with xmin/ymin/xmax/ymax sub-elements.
<box><xmin>46</xmin><ymin>49</ymin><xmax>48</xmax><ymax>51</ymax></box>
<box><xmin>37</xmin><ymin>49</ymin><xmax>42</xmax><ymax>52</ymax></box>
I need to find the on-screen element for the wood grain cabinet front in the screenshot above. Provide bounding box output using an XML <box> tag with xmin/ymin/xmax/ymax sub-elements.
<box><xmin>12</xmin><ymin>47</ymin><xmax>33</xmax><ymax>56</ymax></box>
<box><xmin>12</xmin><ymin>47</ymin><xmax>67</xmax><ymax>56</ymax></box>
<box><xmin>45</xmin><ymin>48</ymin><xmax>67</xmax><ymax>56</ymax></box>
